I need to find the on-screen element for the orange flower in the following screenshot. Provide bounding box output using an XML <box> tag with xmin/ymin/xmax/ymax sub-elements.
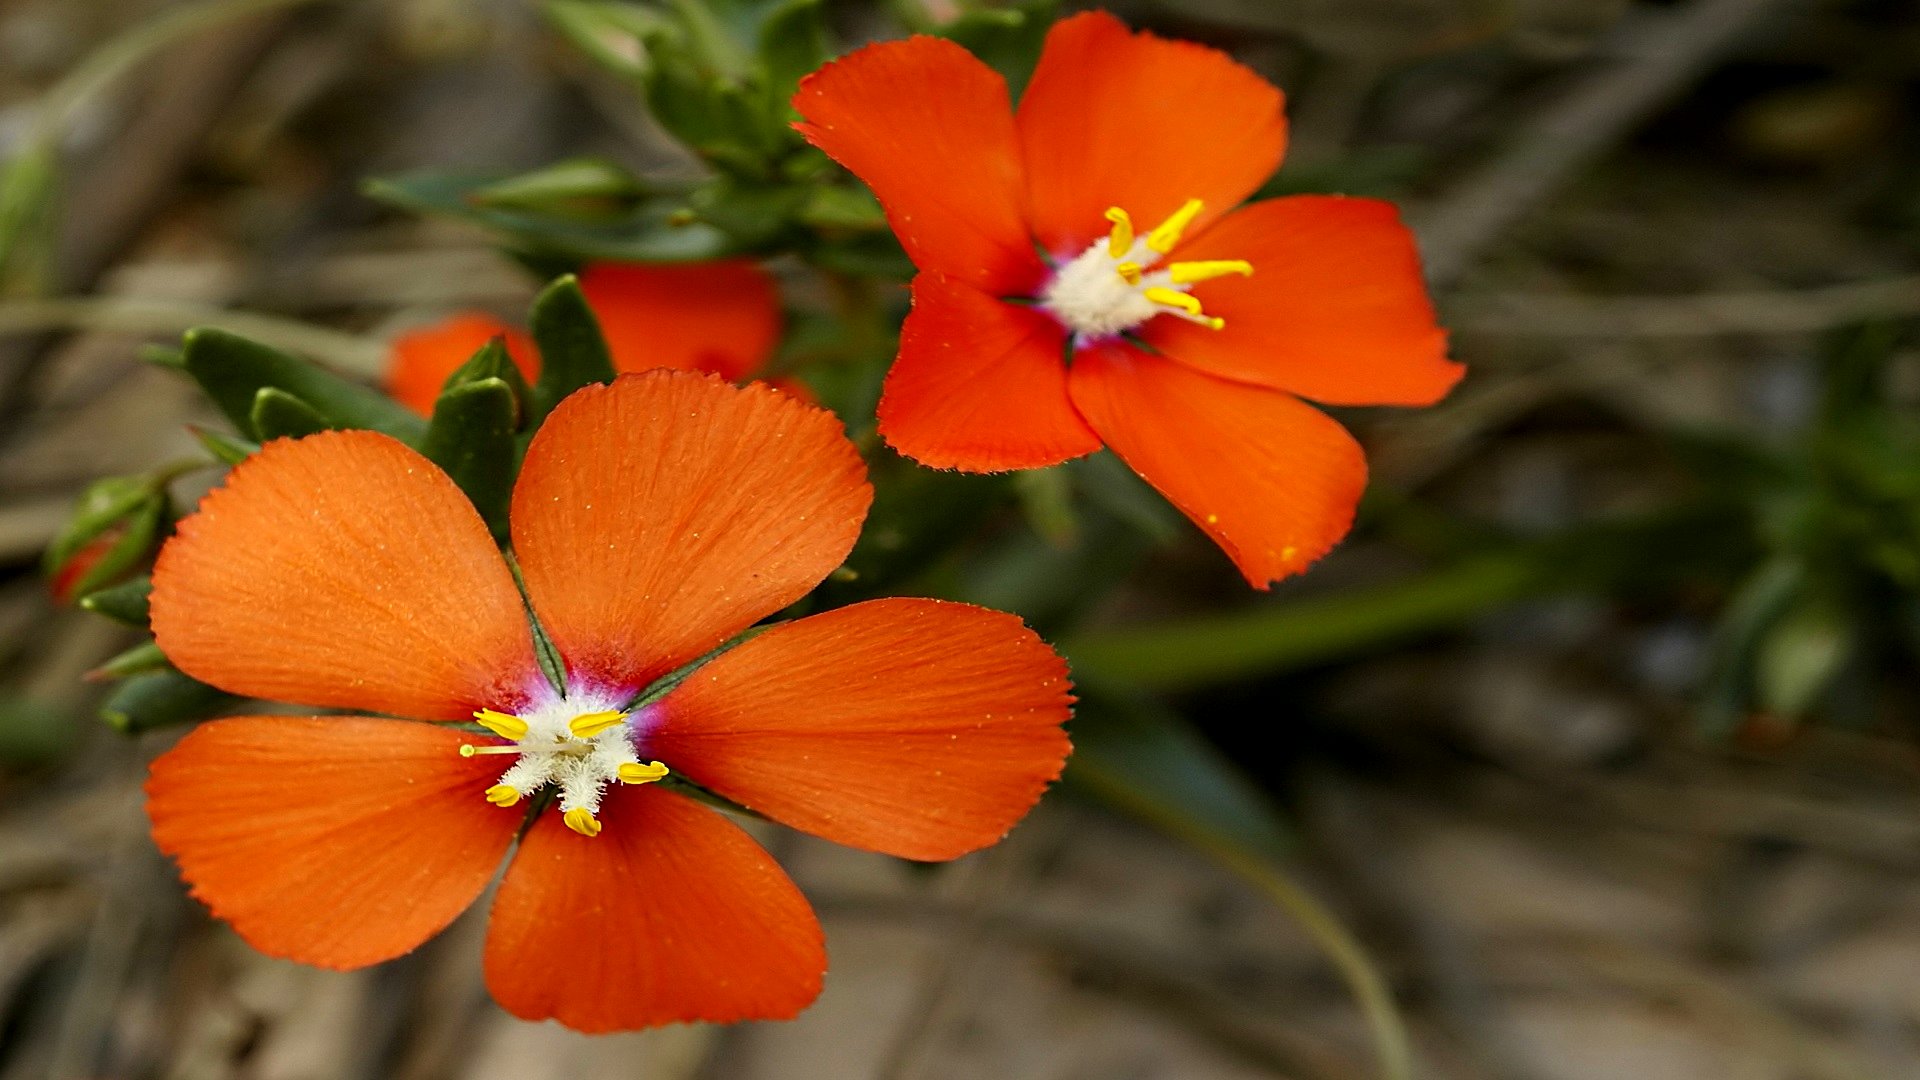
<box><xmin>793</xmin><ymin>12</ymin><xmax>1464</xmax><ymax>587</ymax></box>
<box><xmin>384</xmin><ymin>260</ymin><xmax>782</xmax><ymax>415</ymax></box>
<box><xmin>143</xmin><ymin>371</ymin><xmax>1071</xmax><ymax>1032</ymax></box>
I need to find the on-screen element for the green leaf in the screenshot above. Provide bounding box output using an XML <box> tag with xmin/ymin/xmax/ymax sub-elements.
<box><xmin>188</xmin><ymin>425</ymin><xmax>260</xmax><ymax>465</ymax></box>
<box><xmin>469</xmin><ymin>157</ymin><xmax>645</xmax><ymax>210</ymax></box>
<box><xmin>938</xmin><ymin>0</ymin><xmax>1057</xmax><ymax>97</ymax></box>
<box><xmin>44</xmin><ymin>475</ymin><xmax>168</xmax><ymax>601</ymax></box>
<box><xmin>100</xmin><ymin>669</ymin><xmax>237</xmax><ymax>735</ymax></box>
<box><xmin>249</xmin><ymin>386</ymin><xmax>331</xmax><ymax>440</ymax></box>
<box><xmin>757</xmin><ymin>0</ymin><xmax>828</xmax><ymax>103</ymax></box>
<box><xmin>1756</xmin><ymin>592</ymin><xmax>1855</xmax><ymax>719</ymax></box>
<box><xmin>528</xmin><ymin>274</ymin><xmax>615</xmax><ymax>421</ymax></box>
<box><xmin>178</xmin><ymin>328</ymin><xmax>425</xmax><ymax>444</ymax></box>
<box><xmin>543</xmin><ymin>0</ymin><xmax>665</xmax><ymax>79</ymax></box>
<box><xmin>365</xmin><ymin>169</ymin><xmax>732</xmax><ymax>264</ymax></box>
<box><xmin>43</xmin><ymin>475</ymin><xmax>160</xmax><ymax>576</ymax></box>
<box><xmin>1066</xmin><ymin>685</ymin><xmax>1291</xmax><ymax>863</ymax></box>
<box><xmin>420</xmin><ymin>377</ymin><xmax>520</xmax><ymax>538</ymax></box>
<box><xmin>1699</xmin><ymin>557</ymin><xmax>1806</xmax><ymax>735</ymax></box>
<box><xmin>78</xmin><ymin>576</ymin><xmax>153</xmax><ymax>628</ymax></box>
<box><xmin>87</xmin><ymin>640</ymin><xmax>169</xmax><ymax>681</ymax></box>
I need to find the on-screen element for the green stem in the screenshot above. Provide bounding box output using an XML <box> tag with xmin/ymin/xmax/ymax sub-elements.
<box><xmin>1072</xmin><ymin>757</ymin><xmax>1414</xmax><ymax>1080</ymax></box>
<box><xmin>1062</xmin><ymin>554</ymin><xmax>1541</xmax><ymax>692</ymax></box>
<box><xmin>0</xmin><ymin>296</ymin><xmax>383</xmax><ymax>374</ymax></box>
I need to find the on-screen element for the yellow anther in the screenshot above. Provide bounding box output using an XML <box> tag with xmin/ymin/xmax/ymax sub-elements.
<box><xmin>1146</xmin><ymin>199</ymin><xmax>1204</xmax><ymax>254</ymax></box>
<box><xmin>1103</xmin><ymin>207</ymin><xmax>1134</xmax><ymax>257</ymax></box>
<box><xmin>1115</xmin><ymin>261</ymin><xmax>1142</xmax><ymax>285</ymax></box>
<box><xmin>567</xmin><ymin>710</ymin><xmax>625</xmax><ymax>739</ymax></box>
<box><xmin>1143</xmin><ymin>287</ymin><xmax>1203</xmax><ymax>316</ymax></box>
<box><xmin>484</xmin><ymin>784</ymin><xmax>522</xmax><ymax>807</ymax></box>
<box><xmin>563</xmin><ymin>807</ymin><xmax>602</xmax><ymax>837</ymax></box>
<box><xmin>1169</xmin><ymin>259</ymin><xmax>1253</xmax><ymax>285</ymax></box>
<box><xmin>617</xmin><ymin>761</ymin><xmax>670</xmax><ymax>785</ymax></box>
<box><xmin>473</xmin><ymin>709</ymin><xmax>529</xmax><ymax>740</ymax></box>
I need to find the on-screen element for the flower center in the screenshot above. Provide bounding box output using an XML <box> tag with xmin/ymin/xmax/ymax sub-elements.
<box><xmin>459</xmin><ymin>700</ymin><xmax>668</xmax><ymax>838</ymax></box>
<box><xmin>1037</xmin><ymin>198</ymin><xmax>1252</xmax><ymax>343</ymax></box>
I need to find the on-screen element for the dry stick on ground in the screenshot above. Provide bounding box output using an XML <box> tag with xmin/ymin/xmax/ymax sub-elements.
<box><xmin>1413</xmin><ymin>0</ymin><xmax>1805</xmax><ymax>290</ymax></box>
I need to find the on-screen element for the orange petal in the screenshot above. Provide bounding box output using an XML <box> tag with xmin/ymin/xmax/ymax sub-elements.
<box><xmin>512</xmin><ymin>371</ymin><xmax>871</xmax><ymax>696</ymax></box>
<box><xmin>1017</xmin><ymin>11</ymin><xmax>1287</xmax><ymax>257</ymax></box>
<box><xmin>1068</xmin><ymin>343</ymin><xmax>1367</xmax><ymax>589</ymax></box>
<box><xmin>1142</xmin><ymin>197</ymin><xmax>1462</xmax><ymax>405</ymax></box>
<box><xmin>151</xmin><ymin>431</ymin><xmax>541</xmax><ymax>719</ymax></box>
<box><xmin>793</xmin><ymin>35</ymin><xmax>1044</xmax><ymax>296</ymax></box>
<box><xmin>386</xmin><ymin>313</ymin><xmax>539</xmax><ymax>417</ymax></box>
<box><xmin>579</xmin><ymin>260</ymin><xmax>780</xmax><ymax>381</ymax></box>
<box><xmin>878</xmin><ymin>272</ymin><xmax>1099</xmax><ymax>472</ymax></box>
<box><xmin>647</xmin><ymin>598</ymin><xmax>1073</xmax><ymax>861</ymax></box>
<box><xmin>146</xmin><ymin>716</ymin><xmax>518</xmax><ymax>969</ymax></box>
<box><xmin>483</xmin><ymin>786</ymin><xmax>824</xmax><ymax>1031</ymax></box>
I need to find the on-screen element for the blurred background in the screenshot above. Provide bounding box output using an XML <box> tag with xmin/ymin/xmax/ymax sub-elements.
<box><xmin>3</xmin><ymin>0</ymin><xmax>1920</xmax><ymax>1077</ymax></box>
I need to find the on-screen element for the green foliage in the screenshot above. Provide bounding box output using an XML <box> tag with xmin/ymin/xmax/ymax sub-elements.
<box><xmin>78</xmin><ymin>576</ymin><xmax>153</xmax><ymax>629</ymax></box>
<box><xmin>42</xmin><ymin>474</ymin><xmax>170</xmax><ymax>600</ymax></box>
<box><xmin>177</xmin><ymin>328</ymin><xmax>424</xmax><ymax>444</ymax></box>
<box><xmin>100</xmin><ymin>669</ymin><xmax>238</xmax><ymax>735</ymax></box>
<box><xmin>527</xmin><ymin>274</ymin><xmax>617</xmax><ymax>421</ymax></box>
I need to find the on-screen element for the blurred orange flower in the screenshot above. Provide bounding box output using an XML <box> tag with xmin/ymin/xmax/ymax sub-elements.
<box><xmin>794</xmin><ymin>11</ymin><xmax>1463</xmax><ymax>587</ymax></box>
<box><xmin>384</xmin><ymin>260</ymin><xmax>783</xmax><ymax>415</ymax></box>
<box><xmin>143</xmin><ymin>371</ymin><xmax>1071</xmax><ymax>1032</ymax></box>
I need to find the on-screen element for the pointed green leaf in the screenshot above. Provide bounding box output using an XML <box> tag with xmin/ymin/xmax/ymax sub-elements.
<box><xmin>179</xmin><ymin>327</ymin><xmax>425</xmax><ymax>443</ymax></box>
<box><xmin>249</xmin><ymin>386</ymin><xmax>331</xmax><ymax>440</ymax></box>
<box><xmin>100</xmin><ymin>669</ymin><xmax>237</xmax><ymax>735</ymax></box>
<box><xmin>528</xmin><ymin>275</ymin><xmax>615</xmax><ymax>421</ymax></box>
<box><xmin>471</xmin><ymin>157</ymin><xmax>644</xmax><ymax>209</ymax></box>
<box><xmin>88</xmin><ymin>640</ymin><xmax>169</xmax><ymax>681</ymax></box>
<box><xmin>443</xmin><ymin>334</ymin><xmax>532</xmax><ymax>404</ymax></box>
<box><xmin>420</xmin><ymin>377</ymin><xmax>519</xmax><ymax>538</ymax></box>
<box><xmin>189</xmin><ymin>425</ymin><xmax>259</xmax><ymax>465</ymax></box>
<box><xmin>78</xmin><ymin>576</ymin><xmax>153</xmax><ymax>628</ymax></box>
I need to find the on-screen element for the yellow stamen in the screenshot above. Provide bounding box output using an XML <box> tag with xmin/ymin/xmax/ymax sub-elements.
<box><xmin>1169</xmin><ymin>259</ymin><xmax>1253</xmax><ymax>285</ymax></box>
<box><xmin>563</xmin><ymin>807</ymin><xmax>602</xmax><ymax>837</ymax></box>
<box><xmin>1103</xmin><ymin>207</ymin><xmax>1134</xmax><ymax>257</ymax></box>
<box><xmin>618</xmin><ymin>761</ymin><xmax>670</xmax><ymax>785</ymax></box>
<box><xmin>1115</xmin><ymin>261</ymin><xmax>1142</xmax><ymax>285</ymax></box>
<box><xmin>484</xmin><ymin>784</ymin><xmax>522</xmax><ymax>807</ymax></box>
<box><xmin>567</xmin><ymin>710</ymin><xmax>625</xmax><ymax>739</ymax></box>
<box><xmin>472</xmin><ymin>709</ymin><xmax>528</xmax><ymax>740</ymax></box>
<box><xmin>459</xmin><ymin>743</ymin><xmax>523</xmax><ymax>757</ymax></box>
<box><xmin>1143</xmin><ymin>287</ymin><xmax>1202</xmax><ymax>315</ymax></box>
<box><xmin>1146</xmin><ymin>199</ymin><xmax>1204</xmax><ymax>254</ymax></box>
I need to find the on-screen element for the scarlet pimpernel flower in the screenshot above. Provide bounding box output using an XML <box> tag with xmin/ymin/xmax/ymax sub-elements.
<box><xmin>143</xmin><ymin>370</ymin><xmax>1072</xmax><ymax>1031</ymax></box>
<box><xmin>793</xmin><ymin>11</ymin><xmax>1464</xmax><ymax>587</ymax></box>
<box><xmin>385</xmin><ymin>259</ymin><xmax>782</xmax><ymax>414</ymax></box>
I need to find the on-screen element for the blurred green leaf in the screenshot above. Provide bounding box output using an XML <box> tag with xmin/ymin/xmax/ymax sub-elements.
<box><xmin>178</xmin><ymin>327</ymin><xmax>424</xmax><ymax>443</ymax></box>
<box><xmin>100</xmin><ymin>669</ymin><xmax>238</xmax><ymax>735</ymax></box>
<box><xmin>1699</xmin><ymin>557</ymin><xmax>1805</xmax><ymax>735</ymax></box>
<box><xmin>528</xmin><ymin>275</ymin><xmax>616</xmax><ymax>421</ymax></box>
<box><xmin>188</xmin><ymin>425</ymin><xmax>259</xmax><ymax>465</ymax></box>
<box><xmin>1756</xmin><ymin>591</ymin><xmax>1855</xmax><ymax>720</ymax></box>
<box><xmin>544</xmin><ymin>0</ymin><xmax>664</xmax><ymax>79</ymax></box>
<box><xmin>1067</xmin><ymin>685</ymin><xmax>1292</xmax><ymax>862</ymax></box>
<box><xmin>365</xmin><ymin>170</ymin><xmax>732</xmax><ymax>263</ymax></box>
<box><xmin>939</xmin><ymin>0</ymin><xmax>1057</xmax><ymax>97</ymax></box>
<box><xmin>469</xmin><ymin>157</ymin><xmax>647</xmax><ymax>210</ymax></box>
<box><xmin>78</xmin><ymin>576</ymin><xmax>153</xmax><ymax>628</ymax></box>
<box><xmin>249</xmin><ymin>386</ymin><xmax>330</xmax><ymax>440</ymax></box>
<box><xmin>88</xmin><ymin>640</ymin><xmax>170</xmax><ymax>682</ymax></box>
<box><xmin>0</xmin><ymin>144</ymin><xmax>58</xmax><ymax>296</ymax></box>
<box><xmin>0</xmin><ymin>696</ymin><xmax>71</xmax><ymax>767</ymax></box>
<box><xmin>757</xmin><ymin>0</ymin><xmax>828</xmax><ymax>103</ymax></box>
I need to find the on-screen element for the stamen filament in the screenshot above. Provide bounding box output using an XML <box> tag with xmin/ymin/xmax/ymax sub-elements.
<box><xmin>1169</xmin><ymin>259</ymin><xmax>1253</xmax><ymax>285</ymax></box>
<box><xmin>1143</xmin><ymin>287</ymin><xmax>1203</xmax><ymax>316</ymax></box>
<box><xmin>1103</xmin><ymin>207</ymin><xmax>1134</xmax><ymax>258</ymax></box>
<box><xmin>473</xmin><ymin>709</ymin><xmax>529</xmax><ymax>740</ymax></box>
<box><xmin>563</xmin><ymin>808</ymin><xmax>602</xmax><ymax>837</ymax></box>
<box><xmin>1147</xmin><ymin>199</ymin><xmax>1204</xmax><ymax>254</ymax></box>
<box><xmin>567</xmin><ymin>710</ymin><xmax>626</xmax><ymax>738</ymax></box>
<box><xmin>459</xmin><ymin>743</ymin><xmax>527</xmax><ymax>757</ymax></box>
<box><xmin>618</xmin><ymin>761</ymin><xmax>670</xmax><ymax>784</ymax></box>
